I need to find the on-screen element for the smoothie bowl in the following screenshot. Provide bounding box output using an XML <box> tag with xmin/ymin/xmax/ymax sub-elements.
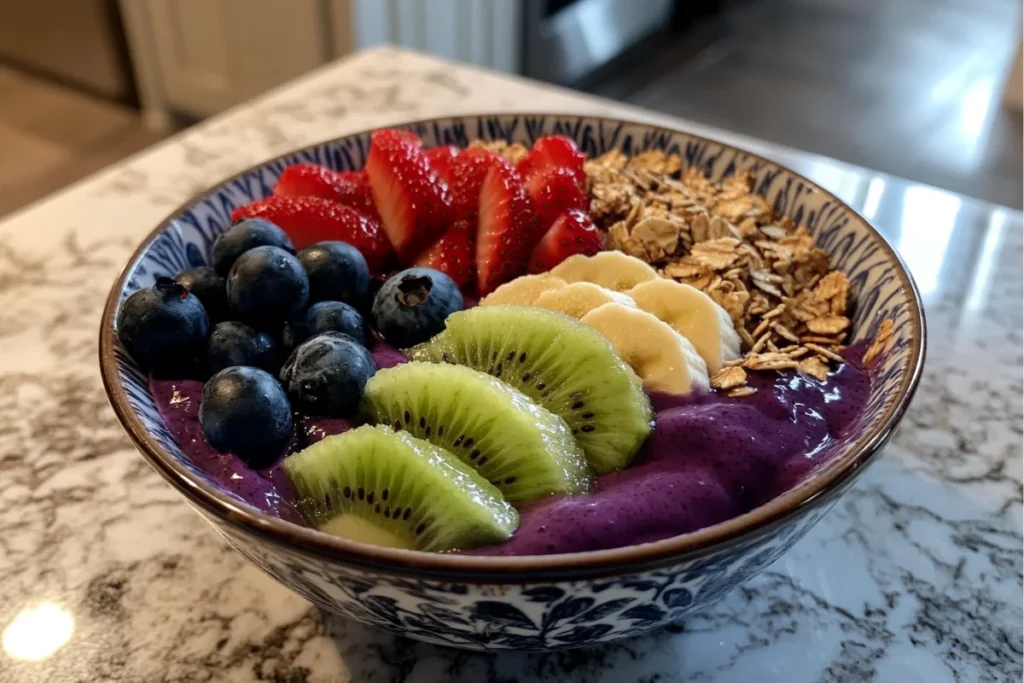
<box><xmin>100</xmin><ymin>114</ymin><xmax>924</xmax><ymax>651</ymax></box>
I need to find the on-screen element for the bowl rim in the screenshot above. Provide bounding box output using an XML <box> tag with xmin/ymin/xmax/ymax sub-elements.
<box><xmin>99</xmin><ymin>112</ymin><xmax>926</xmax><ymax>582</ymax></box>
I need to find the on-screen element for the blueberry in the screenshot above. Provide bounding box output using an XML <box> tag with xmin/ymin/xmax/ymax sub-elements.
<box><xmin>116</xmin><ymin>277</ymin><xmax>210</xmax><ymax>374</ymax></box>
<box><xmin>298</xmin><ymin>241</ymin><xmax>371</xmax><ymax>309</ymax></box>
<box><xmin>212</xmin><ymin>218</ymin><xmax>294</xmax><ymax>275</ymax></box>
<box><xmin>280</xmin><ymin>332</ymin><xmax>376</xmax><ymax>417</ymax></box>
<box><xmin>282</xmin><ymin>301</ymin><xmax>367</xmax><ymax>351</ymax></box>
<box><xmin>199</xmin><ymin>367</ymin><xmax>292</xmax><ymax>468</ymax></box>
<box><xmin>226</xmin><ymin>246</ymin><xmax>309</xmax><ymax>326</ymax></box>
<box><xmin>175</xmin><ymin>266</ymin><xmax>228</xmax><ymax>322</ymax></box>
<box><xmin>204</xmin><ymin>321</ymin><xmax>277</xmax><ymax>376</ymax></box>
<box><xmin>371</xmin><ymin>267</ymin><xmax>463</xmax><ymax>348</ymax></box>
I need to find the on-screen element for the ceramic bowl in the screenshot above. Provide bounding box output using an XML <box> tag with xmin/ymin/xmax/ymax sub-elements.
<box><xmin>100</xmin><ymin>114</ymin><xmax>925</xmax><ymax>651</ymax></box>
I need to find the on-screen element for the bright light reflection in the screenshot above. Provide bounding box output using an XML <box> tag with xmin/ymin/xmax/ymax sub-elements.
<box><xmin>897</xmin><ymin>186</ymin><xmax>961</xmax><ymax>296</ymax></box>
<box><xmin>2</xmin><ymin>604</ymin><xmax>74</xmax><ymax>661</ymax></box>
<box><xmin>965</xmin><ymin>210</ymin><xmax>1007</xmax><ymax>312</ymax></box>
<box><xmin>861</xmin><ymin>177</ymin><xmax>886</xmax><ymax>221</ymax></box>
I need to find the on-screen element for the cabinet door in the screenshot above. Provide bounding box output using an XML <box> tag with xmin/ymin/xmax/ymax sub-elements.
<box><xmin>147</xmin><ymin>0</ymin><xmax>329</xmax><ymax>118</ymax></box>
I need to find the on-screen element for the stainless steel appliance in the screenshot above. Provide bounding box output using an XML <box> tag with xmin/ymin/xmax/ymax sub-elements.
<box><xmin>522</xmin><ymin>0</ymin><xmax>675</xmax><ymax>85</ymax></box>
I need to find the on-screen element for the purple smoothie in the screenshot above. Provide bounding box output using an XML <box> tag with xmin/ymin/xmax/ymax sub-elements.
<box><xmin>151</xmin><ymin>343</ymin><xmax>870</xmax><ymax>556</ymax></box>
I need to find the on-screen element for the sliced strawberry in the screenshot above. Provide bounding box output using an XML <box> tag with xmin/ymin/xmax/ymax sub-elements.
<box><xmin>516</xmin><ymin>135</ymin><xmax>586</xmax><ymax>189</ymax></box>
<box><xmin>413</xmin><ymin>228</ymin><xmax>475</xmax><ymax>288</ymax></box>
<box><xmin>273</xmin><ymin>164</ymin><xmax>381</xmax><ymax>221</ymax></box>
<box><xmin>525</xmin><ymin>167</ymin><xmax>589</xmax><ymax>230</ymax></box>
<box><xmin>423</xmin><ymin>145</ymin><xmax>459</xmax><ymax>184</ymax></box>
<box><xmin>393</xmin><ymin>129</ymin><xmax>423</xmax><ymax>147</ymax></box>
<box><xmin>449</xmin><ymin>148</ymin><xmax>509</xmax><ymax>221</ymax></box>
<box><xmin>527</xmin><ymin>209</ymin><xmax>603</xmax><ymax>274</ymax></box>
<box><xmin>476</xmin><ymin>164</ymin><xmax>539</xmax><ymax>295</ymax></box>
<box><xmin>366</xmin><ymin>129</ymin><xmax>453</xmax><ymax>263</ymax></box>
<box><xmin>231</xmin><ymin>196</ymin><xmax>393</xmax><ymax>270</ymax></box>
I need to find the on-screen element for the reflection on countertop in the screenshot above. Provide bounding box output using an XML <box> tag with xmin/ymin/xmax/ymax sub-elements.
<box><xmin>0</xmin><ymin>46</ymin><xmax>1020</xmax><ymax>683</ymax></box>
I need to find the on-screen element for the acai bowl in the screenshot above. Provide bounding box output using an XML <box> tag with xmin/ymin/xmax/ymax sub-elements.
<box><xmin>100</xmin><ymin>114</ymin><xmax>925</xmax><ymax>651</ymax></box>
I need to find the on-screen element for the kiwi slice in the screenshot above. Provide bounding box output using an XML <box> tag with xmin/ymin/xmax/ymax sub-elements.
<box><xmin>283</xmin><ymin>425</ymin><xmax>517</xmax><ymax>551</ymax></box>
<box><xmin>407</xmin><ymin>306</ymin><xmax>653</xmax><ymax>474</ymax></box>
<box><xmin>361</xmin><ymin>362</ymin><xmax>591</xmax><ymax>502</ymax></box>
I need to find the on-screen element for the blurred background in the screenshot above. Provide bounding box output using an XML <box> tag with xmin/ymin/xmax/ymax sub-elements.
<box><xmin>0</xmin><ymin>0</ymin><xmax>1020</xmax><ymax>219</ymax></box>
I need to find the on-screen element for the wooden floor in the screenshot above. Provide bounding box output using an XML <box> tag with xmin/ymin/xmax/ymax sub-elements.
<box><xmin>0</xmin><ymin>65</ymin><xmax>165</xmax><ymax>219</ymax></box>
<box><xmin>591</xmin><ymin>0</ymin><xmax>1023</xmax><ymax>209</ymax></box>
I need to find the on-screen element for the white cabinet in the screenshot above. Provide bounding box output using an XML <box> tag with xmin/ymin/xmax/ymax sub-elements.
<box><xmin>120</xmin><ymin>0</ymin><xmax>516</xmax><ymax>127</ymax></box>
<box><xmin>122</xmin><ymin>0</ymin><xmax>332</xmax><ymax>121</ymax></box>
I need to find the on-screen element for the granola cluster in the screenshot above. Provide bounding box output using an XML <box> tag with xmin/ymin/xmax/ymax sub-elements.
<box><xmin>584</xmin><ymin>149</ymin><xmax>880</xmax><ymax>392</ymax></box>
<box><xmin>461</xmin><ymin>141</ymin><xmax>893</xmax><ymax>395</ymax></box>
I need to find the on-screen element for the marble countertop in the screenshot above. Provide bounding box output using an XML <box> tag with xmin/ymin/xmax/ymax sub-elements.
<box><xmin>1</xmin><ymin>47</ymin><xmax>1020</xmax><ymax>683</ymax></box>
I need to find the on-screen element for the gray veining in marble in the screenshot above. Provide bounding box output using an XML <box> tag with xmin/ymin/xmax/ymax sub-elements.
<box><xmin>0</xmin><ymin>47</ymin><xmax>1020</xmax><ymax>683</ymax></box>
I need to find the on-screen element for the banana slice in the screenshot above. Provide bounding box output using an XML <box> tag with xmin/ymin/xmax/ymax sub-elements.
<box><xmin>629</xmin><ymin>279</ymin><xmax>742</xmax><ymax>373</ymax></box>
<box><xmin>533</xmin><ymin>282</ymin><xmax>636</xmax><ymax>319</ymax></box>
<box><xmin>550</xmin><ymin>252</ymin><xmax>659</xmax><ymax>292</ymax></box>
<box><xmin>480</xmin><ymin>273</ymin><xmax>566</xmax><ymax>306</ymax></box>
<box><xmin>580</xmin><ymin>303</ymin><xmax>709</xmax><ymax>395</ymax></box>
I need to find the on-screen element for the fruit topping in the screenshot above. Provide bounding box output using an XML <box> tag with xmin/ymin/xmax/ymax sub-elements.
<box><xmin>283</xmin><ymin>425</ymin><xmax>518</xmax><ymax>551</ymax></box>
<box><xmin>629</xmin><ymin>279</ymin><xmax>741</xmax><ymax>373</ymax></box>
<box><xmin>550</xmin><ymin>250</ymin><xmax>659</xmax><ymax>292</ymax></box>
<box><xmin>449</xmin><ymin>147</ymin><xmax>507</xmax><ymax>222</ymax></box>
<box><xmin>516</xmin><ymin>135</ymin><xmax>586</xmax><ymax>189</ymax></box>
<box><xmin>527</xmin><ymin>209</ymin><xmax>603</xmax><ymax>273</ymax></box>
<box><xmin>212</xmin><ymin>218</ymin><xmax>295</xmax><ymax>276</ymax></box>
<box><xmin>116</xmin><ymin>277</ymin><xmax>210</xmax><ymax>375</ymax></box>
<box><xmin>524</xmin><ymin>167</ymin><xmax>589</xmax><ymax>231</ymax></box>
<box><xmin>204</xmin><ymin>321</ymin><xmax>277</xmax><ymax>376</ymax></box>
<box><xmin>371</xmin><ymin>267</ymin><xmax>463</xmax><ymax>348</ymax></box>
<box><xmin>423</xmin><ymin>145</ymin><xmax>459</xmax><ymax>184</ymax></box>
<box><xmin>226</xmin><ymin>245</ymin><xmax>310</xmax><ymax>326</ymax></box>
<box><xmin>533</xmin><ymin>281</ymin><xmax>636</xmax><ymax>319</ymax></box>
<box><xmin>199</xmin><ymin>366</ymin><xmax>293</xmax><ymax>468</ymax></box>
<box><xmin>478</xmin><ymin>272</ymin><xmax>566</xmax><ymax>306</ymax></box>
<box><xmin>275</xmin><ymin>165</ymin><xmax>382</xmax><ymax>220</ymax></box>
<box><xmin>475</xmin><ymin>162</ymin><xmax>540</xmax><ymax>295</ymax></box>
<box><xmin>362</xmin><ymin>362</ymin><xmax>591</xmax><ymax>502</ymax></box>
<box><xmin>408</xmin><ymin>306</ymin><xmax>653</xmax><ymax>474</ymax></box>
<box><xmin>280</xmin><ymin>332</ymin><xmax>376</xmax><ymax>417</ymax></box>
<box><xmin>282</xmin><ymin>300</ymin><xmax>366</xmax><ymax>350</ymax></box>
<box><xmin>412</xmin><ymin>228</ymin><xmax>475</xmax><ymax>288</ymax></box>
<box><xmin>297</xmin><ymin>241</ymin><xmax>371</xmax><ymax>308</ymax></box>
<box><xmin>366</xmin><ymin>129</ymin><xmax>453</xmax><ymax>262</ymax></box>
<box><xmin>580</xmin><ymin>303</ymin><xmax>709</xmax><ymax>396</ymax></box>
<box><xmin>174</xmin><ymin>266</ymin><xmax>228</xmax><ymax>322</ymax></box>
<box><xmin>232</xmin><ymin>196</ymin><xmax>392</xmax><ymax>270</ymax></box>
<box><xmin>412</xmin><ymin>149</ymin><xmax>508</xmax><ymax>289</ymax></box>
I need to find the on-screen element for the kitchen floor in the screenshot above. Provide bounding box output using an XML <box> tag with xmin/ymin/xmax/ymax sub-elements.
<box><xmin>0</xmin><ymin>64</ymin><xmax>165</xmax><ymax>219</ymax></box>
<box><xmin>593</xmin><ymin>0</ymin><xmax>1023</xmax><ymax>209</ymax></box>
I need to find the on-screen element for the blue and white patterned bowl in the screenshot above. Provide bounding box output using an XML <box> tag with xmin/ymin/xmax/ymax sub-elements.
<box><xmin>100</xmin><ymin>114</ymin><xmax>925</xmax><ymax>651</ymax></box>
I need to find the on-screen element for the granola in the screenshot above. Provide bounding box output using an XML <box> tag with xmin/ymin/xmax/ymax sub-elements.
<box><xmin>584</xmin><ymin>148</ymin><xmax>889</xmax><ymax>393</ymax></box>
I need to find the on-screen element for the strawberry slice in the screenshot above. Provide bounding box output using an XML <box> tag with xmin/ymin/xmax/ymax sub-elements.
<box><xmin>527</xmin><ymin>209</ymin><xmax>603</xmax><ymax>274</ymax></box>
<box><xmin>231</xmin><ymin>196</ymin><xmax>393</xmax><ymax>270</ymax></box>
<box><xmin>449</xmin><ymin>148</ymin><xmax>508</xmax><ymax>221</ymax></box>
<box><xmin>366</xmin><ymin>129</ymin><xmax>453</xmax><ymax>263</ymax></box>
<box><xmin>516</xmin><ymin>135</ymin><xmax>586</xmax><ymax>189</ymax></box>
<box><xmin>273</xmin><ymin>164</ymin><xmax>381</xmax><ymax>221</ymax></box>
<box><xmin>413</xmin><ymin>227</ymin><xmax>475</xmax><ymax>288</ymax></box>
<box><xmin>525</xmin><ymin>167</ymin><xmax>589</xmax><ymax>231</ymax></box>
<box><xmin>423</xmin><ymin>145</ymin><xmax>459</xmax><ymax>184</ymax></box>
<box><xmin>476</xmin><ymin>163</ymin><xmax>539</xmax><ymax>295</ymax></box>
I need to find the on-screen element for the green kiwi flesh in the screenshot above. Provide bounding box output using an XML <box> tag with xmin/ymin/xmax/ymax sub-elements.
<box><xmin>407</xmin><ymin>306</ymin><xmax>654</xmax><ymax>474</ymax></box>
<box><xmin>283</xmin><ymin>424</ymin><xmax>517</xmax><ymax>551</ymax></box>
<box><xmin>361</xmin><ymin>362</ymin><xmax>591</xmax><ymax>502</ymax></box>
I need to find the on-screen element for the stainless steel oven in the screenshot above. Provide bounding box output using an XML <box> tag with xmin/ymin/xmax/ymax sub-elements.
<box><xmin>522</xmin><ymin>0</ymin><xmax>675</xmax><ymax>85</ymax></box>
